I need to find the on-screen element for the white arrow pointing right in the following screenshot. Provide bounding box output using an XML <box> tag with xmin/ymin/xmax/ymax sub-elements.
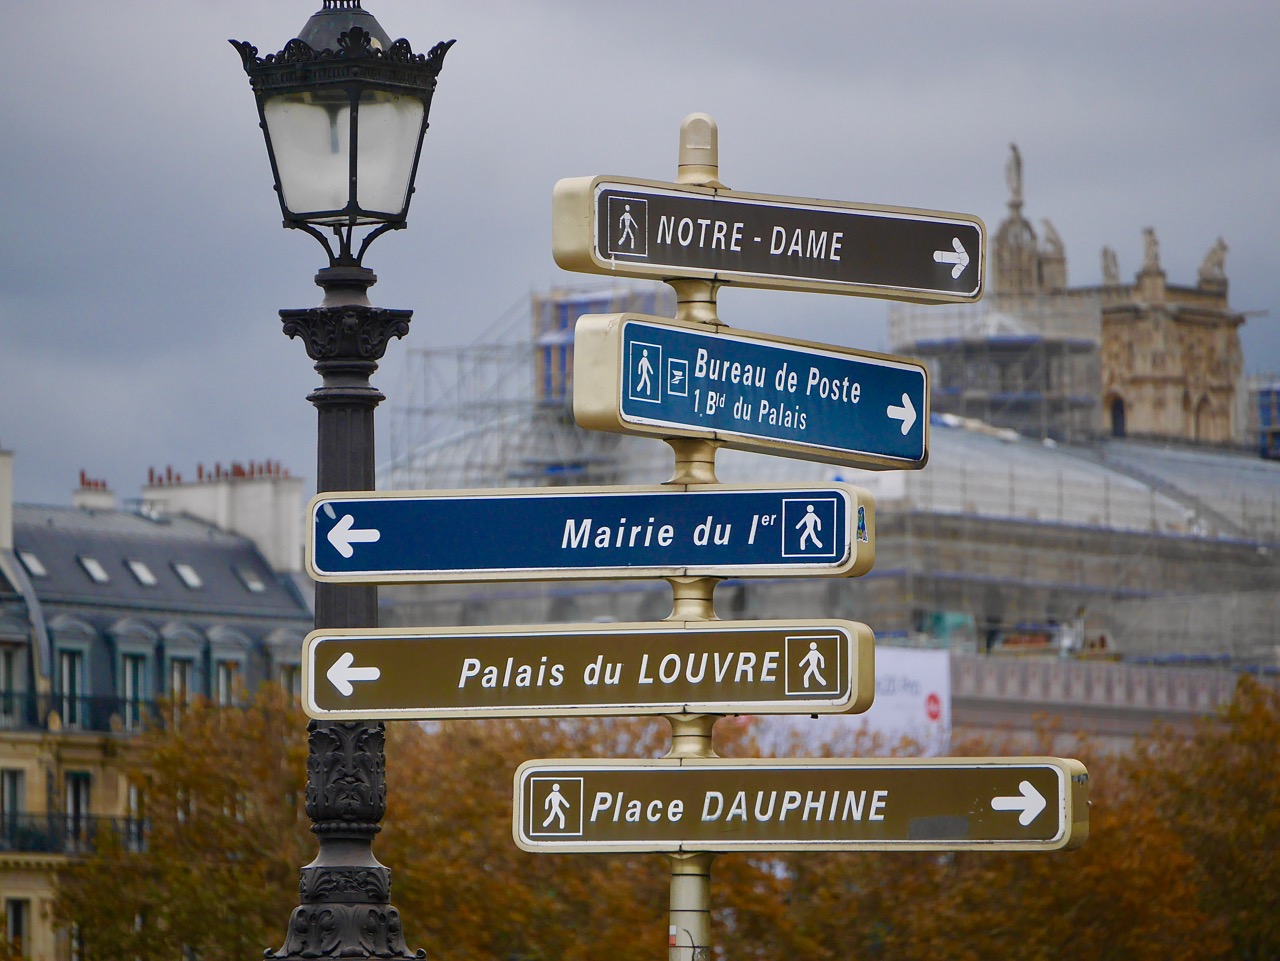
<box><xmin>326</xmin><ymin>651</ymin><xmax>381</xmax><ymax>697</ymax></box>
<box><xmin>933</xmin><ymin>237</ymin><xmax>971</xmax><ymax>279</ymax></box>
<box><xmin>992</xmin><ymin>780</ymin><xmax>1047</xmax><ymax>826</ymax></box>
<box><xmin>327</xmin><ymin>513</ymin><xmax>381</xmax><ymax>559</ymax></box>
<box><xmin>887</xmin><ymin>393</ymin><xmax>917</xmax><ymax>435</ymax></box>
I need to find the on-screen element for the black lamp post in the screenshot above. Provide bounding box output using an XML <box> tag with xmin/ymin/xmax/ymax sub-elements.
<box><xmin>232</xmin><ymin>3</ymin><xmax>451</xmax><ymax>957</ymax></box>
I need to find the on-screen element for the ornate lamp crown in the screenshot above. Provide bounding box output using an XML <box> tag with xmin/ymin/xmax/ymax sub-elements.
<box><xmin>231</xmin><ymin>27</ymin><xmax>452</xmax><ymax>103</ymax></box>
<box><xmin>231</xmin><ymin>4</ymin><xmax>453</xmax><ymax>266</ymax></box>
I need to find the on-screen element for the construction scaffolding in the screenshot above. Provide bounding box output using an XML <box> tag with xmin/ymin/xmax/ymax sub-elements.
<box><xmin>382</xmin><ymin>284</ymin><xmax>674</xmax><ymax>491</ymax></box>
<box><xmin>1247</xmin><ymin>375</ymin><xmax>1280</xmax><ymax>459</ymax></box>
<box><xmin>888</xmin><ymin>295</ymin><xmax>1103</xmax><ymax>442</ymax></box>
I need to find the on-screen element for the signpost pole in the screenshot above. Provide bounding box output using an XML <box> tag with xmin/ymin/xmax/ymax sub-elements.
<box><xmin>663</xmin><ymin>113</ymin><xmax>726</xmax><ymax>961</ymax></box>
<box><xmin>668</xmin><ymin>853</ymin><xmax>714</xmax><ymax>961</ymax></box>
<box><xmin>667</xmin><ymin>114</ymin><xmax>726</xmax><ymax>483</ymax></box>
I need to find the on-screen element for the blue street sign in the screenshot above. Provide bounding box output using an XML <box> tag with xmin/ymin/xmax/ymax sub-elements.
<box><xmin>306</xmin><ymin>484</ymin><xmax>874</xmax><ymax>584</ymax></box>
<box><xmin>574</xmin><ymin>314</ymin><xmax>929</xmax><ymax>470</ymax></box>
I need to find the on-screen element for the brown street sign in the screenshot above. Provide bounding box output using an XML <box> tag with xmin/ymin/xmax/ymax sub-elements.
<box><xmin>514</xmin><ymin>757</ymin><xmax>1088</xmax><ymax>853</ymax></box>
<box><xmin>302</xmin><ymin>621</ymin><xmax>875</xmax><ymax>721</ymax></box>
<box><xmin>553</xmin><ymin>176</ymin><xmax>985</xmax><ymax>304</ymax></box>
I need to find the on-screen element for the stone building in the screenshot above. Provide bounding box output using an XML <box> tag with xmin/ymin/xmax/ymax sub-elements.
<box><xmin>0</xmin><ymin>451</ymin><xmax>310</xmax><ymax>961</ymax></box>
<box><xmin>890</xmin><ymin>145</ymin><xmax>1248</xmax><ymax>448</ymax></box>
<box><xmin>1100</xmin><ymin>233</ymin><xmax>1244</xmax><ymax>443</ymax></box>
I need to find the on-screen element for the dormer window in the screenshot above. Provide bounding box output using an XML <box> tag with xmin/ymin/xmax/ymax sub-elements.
<box><xmin>77</xmin><ymin>556</ymin><xmax>110</xmax><ymax>585</ymax></box>
<box><xmin>127</xmin><ymin>560</ymin><xmax>158</xmax><ymax>587</ymax></box>
<box><xmin>172</xmin><ymin>563</ymin><xmax>203</xmax><ymax>590</ymax></box>
<box><xmin>234</xmin><ymin>566</ymin><xmax>267</xmax><ymax>594</ymax></box>
<box><xmin>16</xmin><ymin>552</ymin><xmax>46</xmax><ymax>578</ymax></box>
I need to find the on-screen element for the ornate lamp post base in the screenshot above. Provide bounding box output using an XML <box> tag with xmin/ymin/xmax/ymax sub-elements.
<box><xmin>269</xmin><ymin>720</ymin><xmax>423</xmax><ymax>961</ymax></box>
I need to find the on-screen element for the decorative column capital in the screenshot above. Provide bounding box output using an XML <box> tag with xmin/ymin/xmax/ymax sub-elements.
<box><xmin>281</xmin><ymin>305</ymin><xmax>412</xmax><ymax>362</ymax></box>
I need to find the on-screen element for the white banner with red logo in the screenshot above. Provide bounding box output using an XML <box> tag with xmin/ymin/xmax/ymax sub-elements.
<box><xmin>757</xmin><ymin>647</ymin><xmax>951</xmax><ymax>756</ymax></box>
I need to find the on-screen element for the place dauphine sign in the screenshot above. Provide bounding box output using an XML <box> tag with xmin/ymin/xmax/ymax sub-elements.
<box><xmin>573</xmin><ymin>312</ymin><xmax>929</xmax><ymax>470</ymax></box>
<box><xmin>553</xmin><ymin>176</ymin><xmax>985</xmax><ymax>304</ymax></box>
<box><xmin>514</xmin><ymin>757</ymin><xmax>1089</xmax><ymax>853</ymax></box>
<box><xmin>306</xmin><ymin>483</ymin><xmax>875</xmax><ymax>583</ymax></box>
<box><xmin>301</xmin><ymin>620</ymin><xmax>875</xmax><ymax>720</ymax></box>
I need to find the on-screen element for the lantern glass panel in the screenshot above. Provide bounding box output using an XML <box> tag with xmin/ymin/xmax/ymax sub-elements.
<box><xmin>355</xmin><ymin>90</ymin><xmax>425</xmax><ymax>217</ymax></box>
<box><xmin>263</xmin><ymin>90</ymin><xmax>353</xmax><ymax>222</ymax></box>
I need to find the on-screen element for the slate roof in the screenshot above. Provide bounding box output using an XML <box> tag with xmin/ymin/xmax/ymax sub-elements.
<box><xmin>6</xmin><ymin>504</ymin><xmax>308</xmax><ymax>621</ymax></box>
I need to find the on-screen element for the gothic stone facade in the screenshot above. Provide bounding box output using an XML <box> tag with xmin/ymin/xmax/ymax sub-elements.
<box><xmin>1100</xmin><ymin>241</ymin><xmax>1243</xmax><ymax>444</ymax></box>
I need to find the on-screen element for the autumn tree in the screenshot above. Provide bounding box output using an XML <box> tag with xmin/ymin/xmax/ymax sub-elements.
<box><xmin>54</xmin><ymin>687</ymin><xmax>311</xmax><ymax>961</ymax></box>
<box><xmin>712</xmin><ymin>723</ymin><xmax>1231</xmax><ymax>961</ymax></box>
<box><xmin>383</xmin><ymin>715</ymin><xmax>674</xmax><ymax>961</ymax></box>
<box><xmin>52</xmin><ymin>678</ymin><xmax>1279</xmax><ymax>961</ymax></box>
<box><xmin>1127</xmin><ymin>675</ymin><xmax>1280</xmax><ymax>961</ymax></box>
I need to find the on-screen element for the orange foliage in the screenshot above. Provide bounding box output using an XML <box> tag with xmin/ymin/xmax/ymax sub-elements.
<box><xmin>51</xmin><ymin>678</ymin><xmax>1280</xmax><ymax>961</ymax></box>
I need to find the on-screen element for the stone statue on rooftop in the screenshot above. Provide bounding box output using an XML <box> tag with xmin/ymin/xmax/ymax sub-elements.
<box><xmin>1101</xmin><ymin>246</ymin><xmax>1120</xmax><ymax>285</ymax></box>
<box><xmin>1005</xmin><ymin>143</ymin><xmax>1023</xmax><ymax>207</ymax></box>
<box><xmin>1041</xmin><ymin>219</ymin><xmax>1064</xmax><ymax>257</ymax></box>
<box><xmin>1142</xmin><ymin>227</ymin><xmax>1161</xmax><ymax>273</ymax></box>
<box><xmin>1198</xmin><ymin>236</ymin><xmax>1228</xmax><ymax>284</ymax></box>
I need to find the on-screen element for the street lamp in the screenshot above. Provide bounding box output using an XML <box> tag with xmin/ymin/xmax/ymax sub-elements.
<box><xmin>232</xmin><ymin>3</ymin><xmax>451</xmax><ymax>958</ymax></box>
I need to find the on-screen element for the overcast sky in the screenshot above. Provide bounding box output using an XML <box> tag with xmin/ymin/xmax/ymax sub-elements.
<box><xmin>2</xmin><ymin>1</ymin><xmax>1277</xmax><ymax>506</ymax></box>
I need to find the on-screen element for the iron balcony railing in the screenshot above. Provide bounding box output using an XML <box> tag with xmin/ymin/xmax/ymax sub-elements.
<box><xmin>0</xmin><ymin>691</ymin><xmax>159</xmax><ymax>733</ymax></box>
<box><xmin>0</xmin><ymin>813</ymin><xmax>147</xmax><ymax>855</ymax></box>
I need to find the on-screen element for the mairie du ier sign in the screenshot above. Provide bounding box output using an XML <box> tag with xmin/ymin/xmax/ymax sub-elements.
<box><xmin>574</xmin><ymin>313</ymin><xmax>929</xmax><ymax>470</ymax></box>
<box><xmin>307</xmin><ymin>484</ymin><xmax>874</xmax><ymax>584</ymax></box>
<box><xmin>553</xmin><ymin>176</ymin><xmax>985</xmax><ymax>304</ymax></box>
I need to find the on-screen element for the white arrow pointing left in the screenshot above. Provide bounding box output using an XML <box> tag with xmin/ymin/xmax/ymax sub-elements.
<box><xmin>991</xmin><ymin>780</ymin><xmax>1047</xmax><ymax>826</ymax></box>
<box><xmin>326</xmin><ymin>651</ymin><xmax>381</xmax><ymax>697</ymax></box>
<box><xmin>327</xmin><ymin>513</ymin><xmax>381</xmax><ymax>559</ymax></box>
<box><xmin>933</xmin><ymin>237</ymin><xmax>971</xmax><ymax>279</ymax></box>
<box><xmin>887</xmin><ymin>393</ymin><xmax>917</xmax><ymax>435</ymax></box>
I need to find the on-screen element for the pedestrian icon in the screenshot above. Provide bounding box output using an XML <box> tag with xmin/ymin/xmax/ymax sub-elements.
<box><xmin>784</xmin><ymin>633</ymin><xmax>841</xmax><ymax>696</ymax></box>
<box><xmin>617</xmin><ymin>205</ymin><xmax>638</xmax><ymax>249</ymax></box>
<box><xmin>543</xmin><ymin>783</ymin><xmax>570</xmax><ymax>829</ymax></box>
<box><xmin>795</xmin><ymin>504</ymin><xmax>824</xmax><ymax>551</ymax></box>
<box><xmin>781</xmin><ymin>498</ymin><xmax>839</xmax><ymax>558</ymax></box>
<box><xmin>627</xmin><ymin>341</ymin><xmax>662</xmax><ymax>404</ymax></box>
<box><xmin>605</xmin><ymin>196</ymin><xmax>648</xmax><ymax>259</ymax></box>
<box><xmin>637</xmin><ymin>350</ymin><xmax>654</xmax><ymax>394</ymax></box>
<box><xmin>799</xmin><ymin>642</ymin><xmax>827</xmax><ymax>689</ymax></box>
<box><xmin>857</xmin><ymin>504</ymin><xmax>869</xmax><ymax>543</ymax></box>
<box><xmin>529</xmin><ymin>776</ymin><xmax>584</xmax><ymax>836</ymax></box>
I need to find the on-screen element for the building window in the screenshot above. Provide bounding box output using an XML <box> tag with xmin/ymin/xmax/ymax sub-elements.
<box><xmin>235</xmin><ymin>565</ymin><xmax>267</xmax><ymax>594</ymax></box>
<box><xmin>169</xmin><ymin>657</ymin><xmax>194</xmax><ymax>714</ymax></box>
<box><xmin>5</xmin><ymin>898</ymin><xmax>29</xmax><ymax>957</ymax></box>
<box><xmin>65</xmin><ymin>771</ymin><xmax>91</xmax><ymax>852</ymax></box>
<box><xmin>0</xmin><ymin>647</ymin><xmax>20</xmax><ymax>725</ymax></box>
<box><xmin>58</xmin><ymin>650</ymin><xmax>84</xmax><ymax>728</ymax></box>
<box><xmin>15</xmin><ymin>551</ymin><xmax>46</xmax><ymax>578</ymax></box>
<box><xmin>77</xmin><ymin>555</ymin><xmax>110</xmax><ymax>584</ymax></box>
<box><xmin>121</xmin><ymin>654</ymin><xmax>147</xmax><ymax>731</ymax></box>
<box><xmin>215</xmin><ymin>661</ymin><xmax>241</xmax><ymax>707</ymax></box>
<box><xmin>172</xmin><ymin>563</ymin><xmax>203</xmax><ymax>590</ymax></box>
<box><xmin>126</xmin><ymin>783</ymin><xmax>145</xmax><ymax>853</ymax></box>
<box><xmin>278</xmin><ymin>663</ymin><xmax>301</xmax><ymax>699</ymax></box>
<box><xmin>1</xmin><ymin>769</ymin><xmax>25</xmax><ymax>849</ymax></box>
<box><xmin>126</xmin><ymin>560</ymin><xmax>158</xmax><ymax>587</ymax></box>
